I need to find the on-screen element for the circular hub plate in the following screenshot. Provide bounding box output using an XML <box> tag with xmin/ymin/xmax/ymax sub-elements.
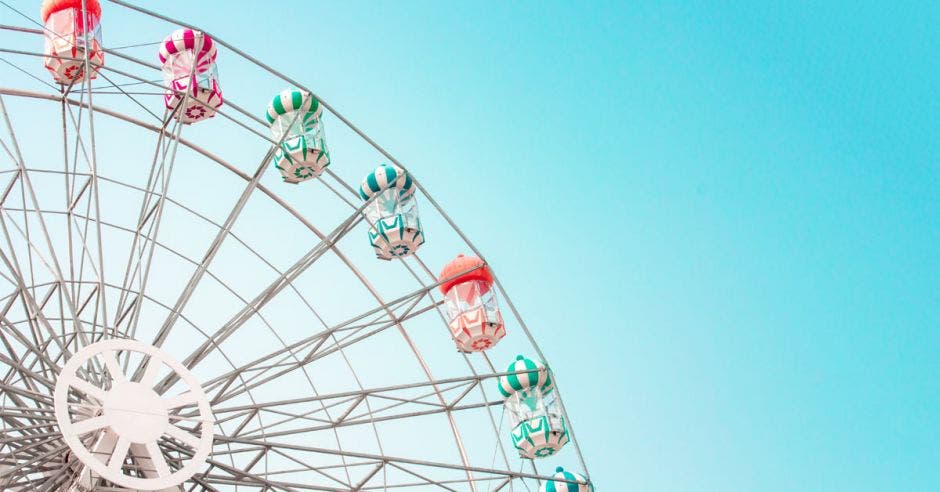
<box><xmin>53</xmin><ymin>339</ymin><xmax>213</xmax><ymax>491</ymax></box>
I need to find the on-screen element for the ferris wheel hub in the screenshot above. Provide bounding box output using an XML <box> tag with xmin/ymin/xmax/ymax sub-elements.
<box><xmin>53</xmin><ymin>339</ymin><xmax>214</xmax><ymax>491</ymax></box>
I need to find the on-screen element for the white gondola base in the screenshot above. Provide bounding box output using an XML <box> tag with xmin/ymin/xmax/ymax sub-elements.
<box><xmin>368</xmin><ymin>214</ymin><xmax>424</xmax><ymax>260</ymax></box>
<box><xmin>44</xmin><ymin>38</ymin><xmax>103</xmax><ymax>84</ymax></box>
<box><xmin>449</xmin><ymin>308</ymin><xmax>506</xmax><ymax>352</ymax></box>
<box><xmin>165</xmin><ymin>78</ymin><xmax>222</xmax><ymax>124</ymax></box>
<box><xmin>274</xmin><ymin>136</ymin><xmax>330</xmax><ymax>183</ymax></box>
<box><xmin>511</xmin><ymin>415</ymin><xmax>570</xmax><ymax>459</ymax></box>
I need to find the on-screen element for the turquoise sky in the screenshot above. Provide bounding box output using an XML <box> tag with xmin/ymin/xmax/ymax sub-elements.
<box><xmin>4</xmin><ymin>0</ymin><xmax>939</xmax><ymax>490</ymax></box>
<box><xmin>160</xmin><ymin>1</ymin><xmax>938</xmax><ymax>490</ymax></box>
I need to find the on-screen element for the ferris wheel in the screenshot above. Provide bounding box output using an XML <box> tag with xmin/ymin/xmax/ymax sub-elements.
<box><xmin>0</xmin><ymin>1</ymin><xmax>595</xmax><ymax>490</ymax></box>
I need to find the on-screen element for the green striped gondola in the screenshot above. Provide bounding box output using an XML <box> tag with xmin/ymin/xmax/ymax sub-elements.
<box><xmin>359</xmin><ymin>163</ymin><xmax>415</xmax><ymax>200</ymax></box>
<box><xmin>265</xmin><ymin>89</ymin><xmax>329</xmax><ymax>183</ymax></box>
<box><xmin>541</xmin><ymin>467</ymin><xmax>594</xmax><ymax>492</ymax></box>
<box><xmin>498</xmin><ymin>355</ymin><xmax>554</xmax><ymax>399</ymax></box>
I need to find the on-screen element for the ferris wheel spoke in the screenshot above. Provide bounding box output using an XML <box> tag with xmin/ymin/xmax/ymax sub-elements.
<box><xmin>0</xmin><ymin>430</ymin><xmax>64</xmax><ymax>460</ymax></box>
<box><xmin>90</xmin><ymin>69</ymin><xmax>163</xmax><ymax>123</ymax></box>
<box><xmin>0</xmin><ymin>429</ymin><xmax>60</xmax><ymax>454</ymax></box>
<box><xmin>100</xmin><ymin>350</ymin><xmax>126</xmax><ymax>383</ymax></box>
<box><xmin>106</xmin><ymin>435</ymin><xmax>131</xmax><ymax>472</ymax></box>
<box><xmin>0</xmin><ymin>334</ymin><xmax>57</xmax><ymax>395</ymax></box>
<box><xmin>164</xmin><ymin>390</ymin><xmax>199</xmax><ymax>410</ymax></box>
<box><xmin>267</xmin><ymin>446</ymin><xmax>355</xmax><ymax>489</ymax></box>
<box><xmin>0</xmin><ymin>252</ymin><xmax>76</xmax><ymax>361</ymax></box>
<box><xmin>0</xmin><ymin>402</ymin><xmax>57</xmax><ymax>421</ymax></box>
<box><xmin>115</xmin><ymin>114</ymin><xmax>188</xmax><ymax>341</ymax></box>
<box><xmin>0</xmin><ymin>338</ymin><xmax>55</xmax><ymax>396</ymax></box>
<box><xmin>386</xmin><ymin>462</ymin><xmax>461</xmax><ymax>492</ymax></box>
<box><xmin>137</xmin><ymin>355</ymin><xmax>163</xmax><ymax>387</ymax></box>
<box><xmin>36</xmin><ymin>463</ymin><xmax>79</xmax><ymax>492</ymax></box>
<box><xmin>0</xmin><ymin>210</ymin><xmax>64</xmax><ymax>281</ymax></box>
<box><xmin>198</xmin><ymin>458</ymin><xmax>311</xmax><ymax>491</ymax></box>
<box><xmin>0</xmin><ymin>441</ymin><xmax>69</xmax><ymax>484</ymax></box>
<box><xmin>144</xmin><ymin>441</ymin><xmax>172</xmax><ymax>477</ymax></box>
<box><xmin>208</xmin><ymin>372</ymin><xmax>503</xmax><ymax>438</ymax></box>
<box><xmin>200</xmin><ymin>286</ymin><xmax>435</xmax><ymax>405</ymax></box>
<box><xmin>164</xmin><ymin>423</ymin><xmax>200</xmax><ymax>449</ymax></box>
<box><xmin>350</xmin><ymin>462</ymin><xmax>386</xmax><ymax>490</ymax></box>
<box><xmin>69</xmin><ymin>414</ymin><xmax>107</xmax><ymax>435</ymax></box>
<box><xmin>259</xmin><ymin>394</ymin><xmax>498</xmax><ymax>438</ymax></box>
<box><xmin>69</xmin><ymin>377</ymin><xmax>105</xmax><ymax>401</ymax></box>
<box><xmin>1</xmin><ymin>463</ymin><xmax>62</xmax><ymax>490</ymax></box>
<box><xmin>153</xmin><ymin>204</ymin><xmax>367</xmax><ymax>394</ymax></box>
<box><xmin>211</xmin><ymin>435</ymin><xmax>555</xmax><ymax>488</ymax></box>
<box><xmin>150</xmin><ymin>136</ymin><xmax>289</xmax><ymax>350</ymax></box>
<box><xmin>14</xmin><ymin>313</ymin><xmax>58</xmax><ymax>364</ymax></box>
<box><xmin>2</xmin><ymin>96</ymin><xmax>92</xmax><ymax>305</ymax></box>
<box><xmin>212</xmin><ymin>303</ymin><xmax>436</xmax><ymax>407</ymax></box>
<box><xmin>62</xmin><ymin>212</ymin><xmax>105</xmax><ymax>286</ymax></box>
<box><xmin>0</xmin><ymin>171</ymin><xmax>20</xmax><ymax>209</ymax></box>
<box><xmin>50</xmin><ymin>87</ymin><xmax>92</xmax><ymax>328</ymax></box>
<box><xmin>200</xmin><ymin>452</ymin><xmax>358</xmax><ymax>490</ymax></box>
<box><xmin>0</xmin><ymin>288</ymin><xmax>18</xmax><ymax>318</ymax></box>
<box><xmin>0</xmin><ymin>311</ymin><xmax>81</xmax><ymax>378</ymax></box>
<box><xmin>72</xmin><ymin>39</ymin><xmax>110</xmax><ymax>329</ymax></box>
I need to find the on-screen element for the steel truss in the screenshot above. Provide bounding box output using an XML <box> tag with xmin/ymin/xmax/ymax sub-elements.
<box><xmin>0</xmin><ymin>1</ymin><xmax>591</xmax><ymax>490</ymax></box>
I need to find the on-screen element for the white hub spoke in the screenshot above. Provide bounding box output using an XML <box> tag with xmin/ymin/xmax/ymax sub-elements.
<box><xmin>164</xmin><ymin>391</ymin><xmax>197</xmax><ymax>410</ymax></box>
<box><xmin>70</xmin><ymin>378</ymin><xmax>106</xmax><ymax>401</ymax></box>
<box><xmin>106</xmin><ymin>435</ymin><xmax>130</xmax><ymax>472</ymax></box>
<box><xmin>71</xmin><ymin>415</ymin><xmax>107</xmax><ymax>435</ymax></box>
<box><xmin>165</xmin><ymin>424</ymin><xmax>199</xmax><ymax>449</ymax></box>
<box><xmin>145</xmin><ymin>441</ymin><xmax>171</xmax><ymax>478</ymax></box>
<box><xmin>138</xmin><ymin>356</ymin><xmax>162</xmax><ymax>387</ymax></box>
<box><xmin>101</xmin><ymin>351</ymin><xmax>126</xmax><ymax>383</ymax></box>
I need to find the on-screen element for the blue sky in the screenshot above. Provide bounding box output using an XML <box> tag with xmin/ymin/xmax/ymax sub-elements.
<box><xmin>4</xmin><ymin>0</ymin><xmax>939</xmax><ymax>490</ymax></box>
<box><xmin>137</xmin><ymin>1</ymin><xmax>939</xmax><ymax>489</ymax></box>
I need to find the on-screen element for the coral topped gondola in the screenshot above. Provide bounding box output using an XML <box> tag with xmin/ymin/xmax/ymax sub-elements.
<box><xmin>438</xmin><ymin>255</ymin><xmax>506</xmax><ymax>352</ymax></box>
<box><xmin>41</xmin><ymin>0</ymin><xmax>104</xmax><ymax>84</ymax></box>
<box><xmin>159</xmin><ymin>28</ymin><xmax>223</xmax><ymax>123</ymax></box>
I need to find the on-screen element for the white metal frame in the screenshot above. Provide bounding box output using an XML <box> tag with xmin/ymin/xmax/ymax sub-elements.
<box><xmin>0</xmin><ymin>1</ymin><xmax>591</xmax><ymax>490</ymax></box>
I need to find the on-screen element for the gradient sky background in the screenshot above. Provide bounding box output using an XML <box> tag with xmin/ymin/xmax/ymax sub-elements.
<box><xmin>6</xmin><ymin>0</ymin><xmax>940</xmax><ymax>490</ymax></box>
